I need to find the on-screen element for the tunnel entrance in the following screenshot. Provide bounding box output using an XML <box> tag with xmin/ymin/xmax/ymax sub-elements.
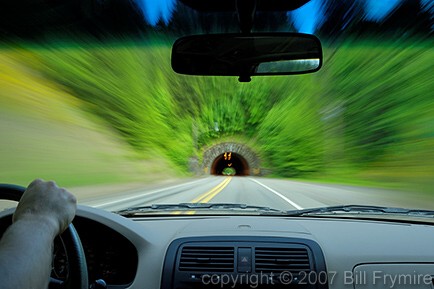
<box><xmin>202</xmin><ymin>142</ymin><xmax>260</xmax><ymax>176</ymax></box>
<box><xmin>210</xmin><ymin>152</ymin><xmax>250</xmax><ymax>176</ymax></box>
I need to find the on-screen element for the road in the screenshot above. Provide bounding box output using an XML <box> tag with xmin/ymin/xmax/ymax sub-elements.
<box><xmin>78</xmin><ymin>176</ymin><xmax>434</xmax><ymax>212</ymax></box>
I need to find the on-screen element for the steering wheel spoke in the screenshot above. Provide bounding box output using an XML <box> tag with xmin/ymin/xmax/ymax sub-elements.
<box><xmin>49</xmin><ymin>277</ymin><xmax>64</xmax><ymax>289</ymax></box>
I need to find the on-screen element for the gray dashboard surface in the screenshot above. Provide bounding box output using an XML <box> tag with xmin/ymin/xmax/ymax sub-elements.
<box><xmin>75</xmin><ymin>205</ymin><xmax>434</xmax><ymax>289</ymax></box>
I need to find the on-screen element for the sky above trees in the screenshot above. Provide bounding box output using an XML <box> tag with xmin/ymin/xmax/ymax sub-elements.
<box><xmin>135</xmin><ymin>0</ymin><xmax>434</xmax><ymax>33</ymax></box>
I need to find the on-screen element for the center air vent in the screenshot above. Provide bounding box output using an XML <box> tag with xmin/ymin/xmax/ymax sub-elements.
<box><xmin>162</xmin><ymin>237</ymin><xmax>327</xmax><ymax>289</ymax></box>
<box><xmin>179</xmin><ymin>246</ymin><xmax>235</xmax><ymax>272</ymax></box>
<box><xmin>255</xmin><ymin>247</ymin><xmax>311</xmax><ymax>273</ymax></box>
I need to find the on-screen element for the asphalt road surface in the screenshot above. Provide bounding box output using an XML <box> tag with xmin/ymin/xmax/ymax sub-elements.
<box><xmin>78</xmin><ymin>176</ymin><xmax>434</xmax><ymax>212</ymax></box>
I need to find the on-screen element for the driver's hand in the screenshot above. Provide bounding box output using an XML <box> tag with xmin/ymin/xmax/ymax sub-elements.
<box><xmin>13</xmin><ymin>179</ymin><xmax>77</xmax><ymax>236</ymax></box>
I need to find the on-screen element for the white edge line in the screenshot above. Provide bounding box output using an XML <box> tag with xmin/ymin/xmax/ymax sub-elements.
<box><xmin>249</xmin><ymin>178</ymin><xmax>304</xmax><ymax>210</ymax></box>
<box><xmin>92</xmin><ymin>178</ymin><xmax>209</xmax><ymax>208</ymax></box>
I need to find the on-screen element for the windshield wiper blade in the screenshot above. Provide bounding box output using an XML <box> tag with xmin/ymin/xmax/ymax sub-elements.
<box><xmin>285</xmin><ymin>205</ymin><xmax>434</xmax><ymax>217</ymax></box>
<box><xmin>116</xmin><ymin>203</ymin><xmax>284</xmax><ymax>215</ymax></box>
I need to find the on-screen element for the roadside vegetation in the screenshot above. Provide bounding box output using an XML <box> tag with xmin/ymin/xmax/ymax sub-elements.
<box><xmin>0</xmin><ymin>50</ymin><xmax>181</xmax><ymax>187</ymax></box>
<box><xmin>1</xmin><ymin>38</ymin><xmax>433</xmax><ymax>193</ymax></box>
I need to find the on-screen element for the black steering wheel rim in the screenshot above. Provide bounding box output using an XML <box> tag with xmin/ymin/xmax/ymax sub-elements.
<box><xmin>0</xmin><ymin>184</ymin><xmax>88</xmax><ymax>289</ymax></box>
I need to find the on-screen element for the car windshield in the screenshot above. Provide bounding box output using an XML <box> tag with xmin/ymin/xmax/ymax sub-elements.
<box><xmin>1</xmin><ymin>0</ymin><xmax>433</xmax><ymax>218</ymax></box>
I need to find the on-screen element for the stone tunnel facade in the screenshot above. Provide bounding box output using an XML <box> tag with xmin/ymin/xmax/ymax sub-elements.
<box><xmin>202</xmin><ymin>142</ymin><xmax>261</xmax><ymax>176</ymax></box>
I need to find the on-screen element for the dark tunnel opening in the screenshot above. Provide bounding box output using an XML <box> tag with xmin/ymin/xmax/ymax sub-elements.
<box><xmin>210</xmin><ymin>152</ymin><xmax>250</xmax><ymax>176</ymax></box>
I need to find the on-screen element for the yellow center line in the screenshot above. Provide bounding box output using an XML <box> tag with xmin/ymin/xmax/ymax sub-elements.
<box><xmin>171</xmin><ymin>177</ymin><xmax>232</xmax><ymax>215</ymax></box>
<box><xmin>191</xmin><ymin>177</ymin><xmax>232</xmax><ymax>203</ymax></box>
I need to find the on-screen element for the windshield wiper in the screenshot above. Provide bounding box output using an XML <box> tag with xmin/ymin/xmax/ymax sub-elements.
<box><xmin>285</xmin><ymin>205</ymin><xmax>434</xmax><ymax>217</ymax></box>
<box><xmin>116</xmin><ymin>204</ymin><xmax>434</xmax><ymax>218</ymax></box>
<box><xmin>116</xmin><ymin>203</ymin><xmax>284</xmax><ymax>216</ymax></box>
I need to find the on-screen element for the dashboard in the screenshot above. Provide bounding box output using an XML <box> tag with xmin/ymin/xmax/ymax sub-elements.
<box><xmin>1</xmin><ymin>205</ymin><xmax>434</xmax><ymax>289</ymax></box>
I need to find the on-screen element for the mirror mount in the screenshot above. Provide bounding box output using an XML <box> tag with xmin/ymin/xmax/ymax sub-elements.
<box><xmin>236</xmin><ymin>0</ymin><xmax>258</xmax><ymax>34</ymax></box>
<box><xmin>239</xmin><ymin>69</ymin><xmax>253</xmax><ymax>83</ymax></box>
<box><xmin>237</xmin><ymin>0</ymin><xmax>258</xmax><ymax>81</ymax></box>
<box><xmin>238</xmin><ymin>75</ymin><xmax>252</xmax><ymax>83</ymax></box>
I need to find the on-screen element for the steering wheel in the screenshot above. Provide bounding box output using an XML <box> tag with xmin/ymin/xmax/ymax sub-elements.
<box><xmin>0</xmin><ymin>184</ymin><xmax>88</xmax><ymax>289</ymax></box>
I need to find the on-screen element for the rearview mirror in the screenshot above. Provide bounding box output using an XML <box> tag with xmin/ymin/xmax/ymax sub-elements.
<box><xmin>172</xmin><ymin>33</ymin><xmax>322</xmax><ymax>82</ymax></box>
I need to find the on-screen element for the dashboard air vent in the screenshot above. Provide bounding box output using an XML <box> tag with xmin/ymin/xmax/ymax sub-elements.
<box><xmin>179</xmin><ymin>246</ymin><xmax>234</xmax><ymax>272</ymax></box>
<box><xmin>255</xmin><ymin>247</ymin><xmax>311</xmax><ymax>273</ymax></box>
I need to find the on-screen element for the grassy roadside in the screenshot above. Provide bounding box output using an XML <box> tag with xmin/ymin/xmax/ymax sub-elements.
<box><xmin>0</xmin><ymin>51</ymin><xmax>181</xmax><ymax>187</ymax></box>
<box><xmin>271</xmin><ymin>171</ymin><xmax>434</xmax><ymax>196</ymax></box>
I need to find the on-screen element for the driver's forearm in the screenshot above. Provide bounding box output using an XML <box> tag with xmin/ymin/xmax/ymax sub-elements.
<box><xmin>0</xmin><ymin>218</ymin><xmax>57</xmax><ymax>289</ymax></box>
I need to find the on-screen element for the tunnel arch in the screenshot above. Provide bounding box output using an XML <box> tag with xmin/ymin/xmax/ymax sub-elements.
<box><xmin>202</xmin><ymin>142</ymin><xmax>261</xmax><ymax>176</ymax></box>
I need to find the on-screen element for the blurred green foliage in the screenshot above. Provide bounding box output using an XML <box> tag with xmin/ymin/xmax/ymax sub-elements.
<box><xmin>222</xmin><ymin>167</ymin><xmax>236</xmax><ymax>176</ymax></box>
<box><xmin>12</xmin><ymin>37</ymin><xmax>433</xmax><ymax>191</ymax></box>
